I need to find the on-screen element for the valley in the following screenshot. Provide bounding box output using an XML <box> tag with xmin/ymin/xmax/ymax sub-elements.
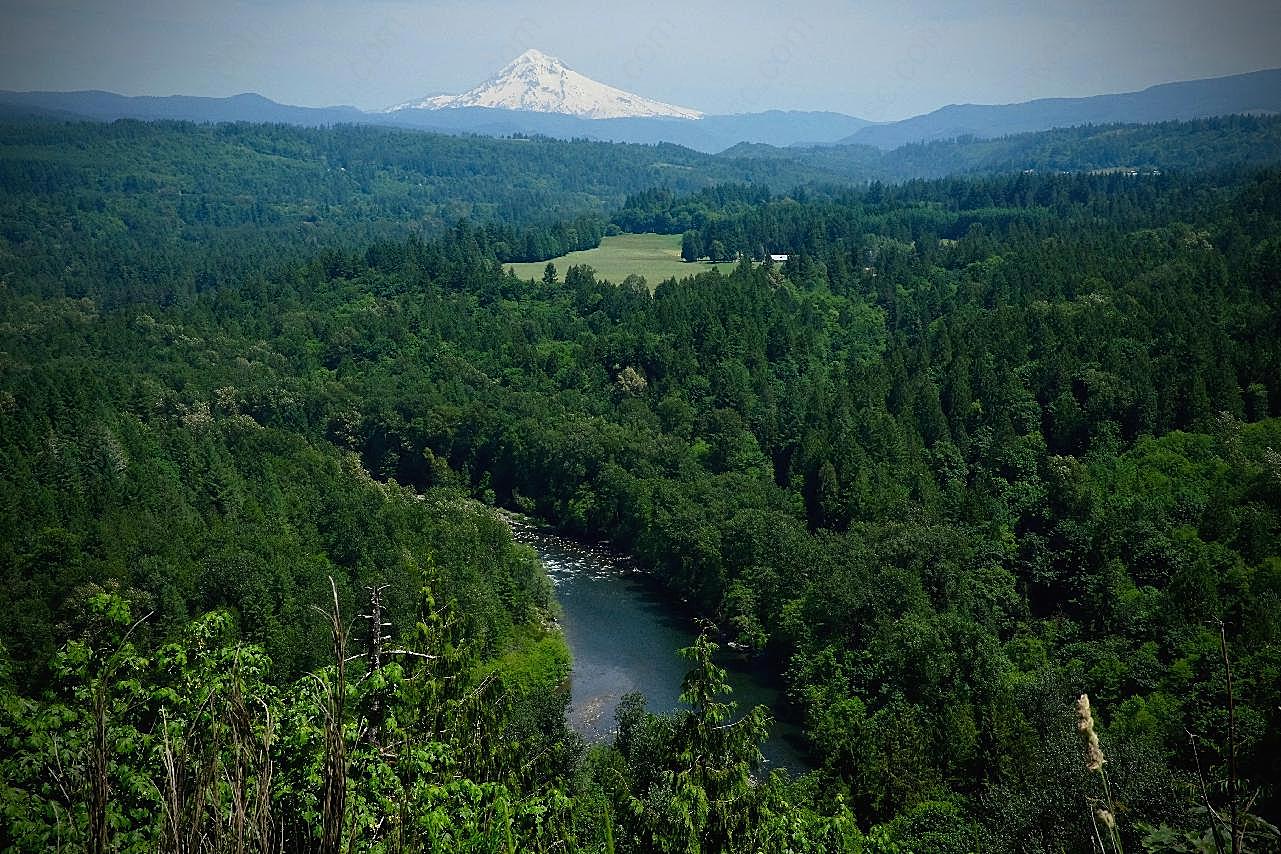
<box><xmin>2</xmin><ymin>9</ymin><xmax>1281</xmax><ymax>851</ymax></box>
<box><xmin>503</xmin><ymin>513</ymin><xmax>810</xmax><ymax>773</ymax></box>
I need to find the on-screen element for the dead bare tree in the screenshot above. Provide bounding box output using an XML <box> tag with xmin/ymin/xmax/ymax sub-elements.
<box><xmin>89</xmin><ymin>679</ymin><xmax>108</xmax><ymax>854</ymax></box>
<box><xmin>307</xmin><ymin>577</ymin><xmax>462</xmax><ymax>854</ymax></box>
<box><xmin>312</xmin><ymin>577</ymin><xmax>350</xmax><ymax>854</ymax></box>
<box><xmin>1187</xmin><ymin>729</ymin><xmax>1227</xmax><ymax>854</ymax></box>
<box><xmin>1175</xmin><ymin>621</ymin><xmax>1280</xmax><ymax>854</ymax></box>
<box><xmin>1217</xmin><ymin>621</ymin><xmax>1242</xmax><ymax>854</ymax></box>
<box><xmin>361</xmin><ymin>584</ymin><xmax>391</xmax><ymax>752</ymax></box>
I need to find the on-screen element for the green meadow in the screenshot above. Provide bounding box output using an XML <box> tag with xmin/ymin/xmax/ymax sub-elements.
<box><xmin>507</xmin><ymin>233</ymin><xmax>736</xmax><ymax>285</ymax></box>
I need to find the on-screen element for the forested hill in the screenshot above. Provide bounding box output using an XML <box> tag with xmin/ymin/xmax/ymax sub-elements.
<box><xmin>1</xmin><ymin>115</ymin><xmax>1280</xmax><ymax>851</ymax></box>
<box><xmin>4</xmin><ymin>114</ymin><xmax>1280</xmax><ymax>306</ymax></box>
<box><xmin>0</xmin><ymin>119</ymin><xmax>823</xmax><ymax>302</ymax></box>
<box><xmin>5</xmin><ymin>66</ymin><xmax>1277</xmax><ymax>153</ymax></box>
<box><xmin>726</xmin><ymin>114</ymin><xmax>1281</xmax><ymax>181</ymax></box>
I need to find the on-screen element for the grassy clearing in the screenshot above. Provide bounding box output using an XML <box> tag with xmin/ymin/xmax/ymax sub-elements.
<box><xmin>506</xmin><ymin>233</ymin><xmax>736</xmax><ymax>287</ymax></box>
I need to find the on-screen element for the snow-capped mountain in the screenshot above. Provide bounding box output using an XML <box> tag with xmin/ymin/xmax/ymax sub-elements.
<box><xmin>389</xmin><ymin>49</ymin><xmax>702</xmax><ymax>120</ymax></box>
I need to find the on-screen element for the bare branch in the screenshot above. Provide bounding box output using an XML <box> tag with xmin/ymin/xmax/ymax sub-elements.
<box><xmin>1218</xmin><ymin>620</ymin><xmax>1242</xmax><ymax>854</ymax></box>
<box><xmin>382</xmin><ymin>649</ymin><xmax>438</xmax><ymax>660</ymax></box>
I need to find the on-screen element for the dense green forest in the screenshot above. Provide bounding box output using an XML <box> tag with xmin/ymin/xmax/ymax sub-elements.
<box><xmin>0</xmin><ymin>119</ymin><xmax>827</xmax><ymax>305</ymax></box>
<box><xmin>2</xmin><ymin>115</ymin><xmax>1280</xmax><ymax>851</ymax></box>
<box><xmin>5</xmin><ymin>114</ymin><xmax>1279</xmax><ymax>304</ymax></box>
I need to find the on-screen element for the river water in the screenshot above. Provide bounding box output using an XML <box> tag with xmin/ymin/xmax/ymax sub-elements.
<box><xmin>502</xmin><ymin>513</ymin><xmax>810</xmax><ymax>774</ymax></box>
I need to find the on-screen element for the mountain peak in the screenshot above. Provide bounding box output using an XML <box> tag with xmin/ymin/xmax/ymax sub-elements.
<box><xmin>389</xmin><ymin>49</ymin><xmax>702</xmax><ymax>120</ymax></box>
<box><xmin>497</xmin><ymin>49</ymin><xmax>570</xmax><ymax>78</ymax></box>
<box><xmin>511</xmin><ymin>48</ymin><xmax>559</xmax><ymax>65</ymax></box>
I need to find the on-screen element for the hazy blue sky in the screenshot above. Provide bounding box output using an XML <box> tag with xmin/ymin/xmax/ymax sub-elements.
<box><xmin>1</xmin><ymin>0</ymin><xmax>1279</xmax><ymax>119</ymax></box>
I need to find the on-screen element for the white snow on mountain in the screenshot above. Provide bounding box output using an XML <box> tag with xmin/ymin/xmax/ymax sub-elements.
<box><xmin>388</xmin><ymin>49</ymin><xmax>702</xmax><ymax>120</ymax></box>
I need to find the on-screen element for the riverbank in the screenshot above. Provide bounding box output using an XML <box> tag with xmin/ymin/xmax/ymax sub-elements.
<box><xmin>497</xmin><ymin>509</ymin><xmax>812</xmax><ymax>774</ymax></box>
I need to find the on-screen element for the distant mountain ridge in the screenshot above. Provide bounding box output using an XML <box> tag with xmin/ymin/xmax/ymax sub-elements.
<box><xmin>840</xmin><ymin>67</ymin><xmax>1281</xmax><ymax>149</ymax></box>
<box><xmin>0</xmin><ymin>90</ymin><xmax>366</xmax><ymax>126</ymax></box>
<box><xmin>1</xmin><ymin>66</ymin><xmax>1278</xmax><ymax>154</ymax></box>
<box><xmin>0</xmin><ymin>87</ymin><xmax>872</xmax><ymax>152</ymax></box>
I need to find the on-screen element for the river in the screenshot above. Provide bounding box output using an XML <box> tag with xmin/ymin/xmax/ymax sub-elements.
<box><xmin>503</xmin><ymin>513</ymin><xmax>811</xmax><ymax>774</ymax></box>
